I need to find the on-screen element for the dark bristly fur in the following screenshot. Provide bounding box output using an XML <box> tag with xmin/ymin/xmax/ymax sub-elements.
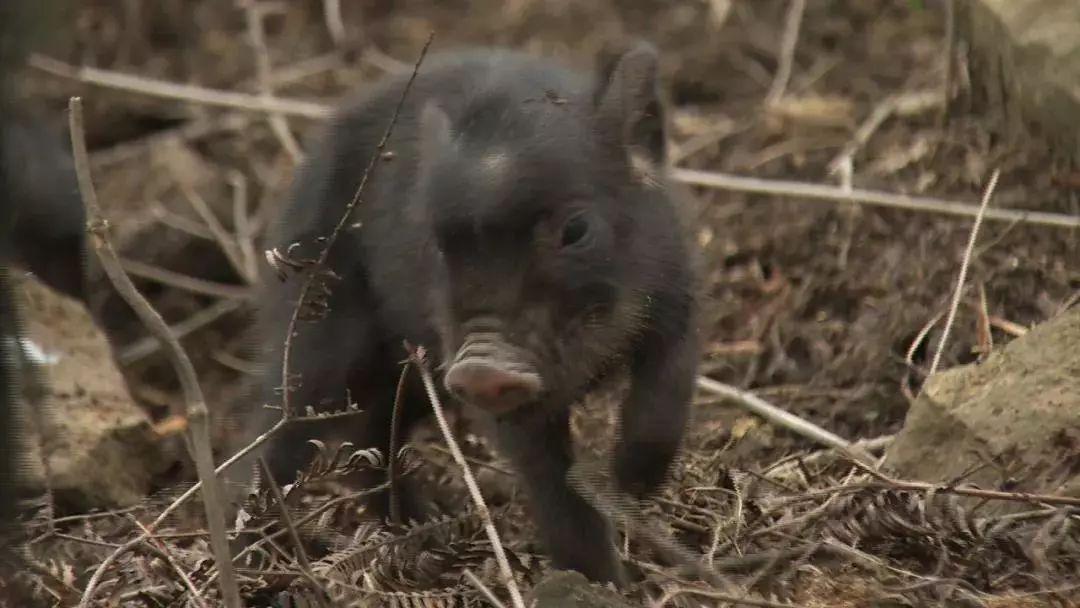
<box><xmin>1</xmin><ymin>1</ymin><xmax>79</xmax><ymax>583</ymax></box>
<box><xmin>1</xmin><ymin>119</ymin><xmax>87</xmax><ymax>301</ymax></box>
<box><xmin>240</xmin><ymin>43</ymin><xmax>700</xmax><ymax>584</ymax></box>
<box><xmin>0</xmin><ymin>2</ymin><xmax>86</xmax><ymax>304</ymax></box>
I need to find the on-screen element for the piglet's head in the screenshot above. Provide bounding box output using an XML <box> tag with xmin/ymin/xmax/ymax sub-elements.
<box><xmin>417</xmin><ymin>43</ymin><xmax>669</xmax><ymax>416</ymax></box>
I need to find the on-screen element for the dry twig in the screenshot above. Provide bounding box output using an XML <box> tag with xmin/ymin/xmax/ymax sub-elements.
<box><xmin>239</xmin><ymin>0</ymin><xmax>303</xmax><ymax>161</ymax></box>
<box><xmin>118</xmin><ymin>298</ymin><xmax>244</xmax><ymax>365</ymax></box>
<box><xmin>322</xmin><ymin>0</ymin><xmax>347</xmax><ymax>48</ymax></box>
<box><xmin>174</xmin><ymin>177</ymin><xmax>256</xmax><ymax>285</ymax></box>
<box><xmin>68</xmin><ymin>96</ymin><xmax>242</xmax><ymax>608</ymax></box>
<box><xmin>928</xmin><ymin>168</ymin><xmax>1000</xmax><ymax>376</ymax></box>
<box><xmin>387</xmin><ymin>362</ymin><xmax>410</xmax><ymax>525</ymax></box>
<box><xmin>228</xmin><ymin>171</ymin><xmax>261</xmax><ymax>285</ymax></box>
<box><xmin>90</xmin><ymin>114</ymin><xmax>251</xmax><ymax>170</ymax></box>
<box><xmin>463</xmin><ymin>569</ymin><xmax>508</xmax><ymax>608</ymax></box>
<box><xmin>827</xmin><ymin>89</ymin><xmax>945</xmax><ymax>183</ymax></box>
<box><xmin>32</xmin><ymin>55</ymin><xmax>330</xmax><ymax>118</ymax></box>
<box><xmin>765</xmin><ymin>0</ymin><xmax>806</xmax><ymax>105</ymax></box>
<box><xmin>278</xmin><ymin>33</ymin><xmax>433</xmax><ymax>417</ymax></box>
<box><xmin>849</xmin><ymin>460</ymin><xmax>1080</xmax><ymax>508</ymax></box>
<box><xmin>672</xmin><ymin>168</ymin><xmax>1080</xmax><ymax>230</ymax></box>
<box><xmin>119</xmin><ymin>258</ymin><xmax>250</xmax><ymax>300</ymax></box>
<box><xmin>695</xmin><ymin>377</ymin><xmax>876</xmax><ymax>465</ymax></box>
<box><xmin>764</xmin><ymin>435</ymin><xmax>895</xmax><ymax>484</ymax></box>
<box><xmin>411</xmin><ymin>346</ymin><xmax>526</xmax><ymax>608</ymax></box>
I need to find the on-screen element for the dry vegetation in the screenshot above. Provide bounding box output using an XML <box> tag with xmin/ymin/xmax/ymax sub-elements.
<box><xmin>3</xmin><ymin>0</ymin><xmax>1080</xmax><ymax>606</ymax></box>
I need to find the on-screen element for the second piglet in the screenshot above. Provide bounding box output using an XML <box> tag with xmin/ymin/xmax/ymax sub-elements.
<box><xmin>243</xmin><ymin>42</ymin><xmax>700</xmax><ymax>585</ymax></box>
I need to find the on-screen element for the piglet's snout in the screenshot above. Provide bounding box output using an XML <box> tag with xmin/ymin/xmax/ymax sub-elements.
<box><xmin>444</xmin><ymin>360</ymin><xmax>542</xmax><ymax>413</ymax></box>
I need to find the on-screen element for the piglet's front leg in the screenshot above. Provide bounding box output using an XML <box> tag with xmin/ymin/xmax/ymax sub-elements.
<box><xmin>493</xmin><ymin>407</ymin><xmax>627</xmax><ymax>585</ymax></box>
<box><xmin>613</xmin><ymin>330</ymin><xmax>698</xmax><ymax>500</ymax></box>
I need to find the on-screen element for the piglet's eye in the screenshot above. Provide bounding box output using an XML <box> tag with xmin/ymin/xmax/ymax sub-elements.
<box><xmin>560</xmin><ymin>214</ymin><xmax>590</xmax><ymax>248</ymax></box>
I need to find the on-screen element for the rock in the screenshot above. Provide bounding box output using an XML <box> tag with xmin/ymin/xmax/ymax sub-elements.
<box><xmin>884</xmin><ymin>306</ymin><xmax>1080</xmax><ymax>511</ymax></box>
<box><xmin>960</xmin><ymin>0</ymin><xmax>1080</xmax><ymax>161</ymax></box>
<box><xmin>526</xmin><ymin>571</ymin><xmax>637</xmax><ymax>608</ymax></box>
<box><xmin>11</xmin><ymin>273</ymin><xmax>172</xmax><ymax>511</ymax></box>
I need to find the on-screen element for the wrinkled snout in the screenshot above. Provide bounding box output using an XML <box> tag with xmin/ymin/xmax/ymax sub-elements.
<box><xmin>444</xmin><ymin>344</ymin><xmax>542</xmax><ymax>414</ymax></box>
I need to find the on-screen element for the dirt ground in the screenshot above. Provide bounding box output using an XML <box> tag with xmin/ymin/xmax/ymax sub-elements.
<box><xmin>8</xmin><ymin>0</ymin><xmax>1080</xmax><ymax>606</ymax></box>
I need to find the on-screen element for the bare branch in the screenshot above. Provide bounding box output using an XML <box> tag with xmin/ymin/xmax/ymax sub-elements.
<box><xmin>120</xmin><ymin>258</ymin><xmax>250</xmax><ymax>300</ymax></box>
<box><xmin>228</xmin><ymin>171</ymin><xmax>261</xmax><ymax>284</ymax></box>
<box><xmin>239</xmin><ymin>0</ymin><xmax>303</xmax><ymax>162</ymax></box>
<box><xmin>695</xmin><ymin>376</ymin><xmax>876</xmax><ymax>465</ymax></box>
<box><xmin>118</xmin><ymin>298</ymin><xmax>244</xmax><ymax>365</ymax></box>
<box><xmin>174</xmin><ymin>177</ymin><xmax>255</xmax><ymax>285</ymax></box>
<box><xmin>463</xmin><ymin>569</ymin><xmax>508</xmax><ymax>608</ymax></box>
<box><xmin>322</xmin><ymin>0</ymin><xmax>347</xmax><ymax>48</ymax></box>
<box><xmin>849</xmin><ymin>459</ymin><xmax>1080</xmax><ymax>507</ymax></box>
<box><xmin>411</xmin><ymin>346</ymin><xmax>526</xmax><ymax>608</ymax></box>
<box><xmin>765</xmin><ymin>0</ymin><xmax>806</xmax><ymax>105</ymax></box>
<box><xmin>388</xmin><ymin>361</ymin><xmax>410</xmax><ymax>525</ymax></box>
<box><xmin>33</xmin><ymin>55</ymin><xmax>330</xmax><ymax>118</ymax></box>
<box><xmin>928</xmin><ymin>168</ymin><xmax>1000</xmax><ymax>376</ymax></box>
<box><xmin>279</xmin><ymin>32</ymin><xmax>434</xmax><ymax>417</ymax></box>
<box><xmin>672</xmin><ymin>168</ymin><xmax>1080</xmax><ymax>230</ymax></box>
<box><xmin>69</xmin><ymin>96</ymin><xmax>242</xmax><ymax>608</ymax></box>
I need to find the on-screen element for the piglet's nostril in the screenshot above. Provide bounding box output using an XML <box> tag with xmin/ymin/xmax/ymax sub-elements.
<box><xmin>444</xmin><ymin>360</ymin><xmax>542</xmax><ymax>412</ymax></box>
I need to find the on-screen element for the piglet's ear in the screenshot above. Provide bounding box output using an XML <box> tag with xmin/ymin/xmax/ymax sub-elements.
<box><xmin>594</xmin><ymin>41</ymin><xmax>666</xmax><ymax>168</ymax></box>
<box><xmin>419</xmin><ymin>101</ymin><xmax>454</xmax><ymax>163</ymax></box>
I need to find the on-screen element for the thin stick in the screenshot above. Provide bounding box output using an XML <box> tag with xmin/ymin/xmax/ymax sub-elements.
<box><xmin>671</xmin><ymin>168</ymin><xmax>1080</xmax><ymax>230</ymax></box>
<box><xmin>266</xmin><ymin>53</ymin><xmax>343</xmax><ymax>87</ymax></box>
<box><xmin>150</xmin><ymin>202</ymin><xmax>216</xmax><ymax>240</ymax></box>
<box><xmin>387</xmin><ymin>361</ymin><xmax>410</xmax><ymax>525</ymax></box>
<box><xmin>828</xmin><ymin>90</ymin><xmax>944</xmax><ymax>177</ymax></box>
<box><xmin>119</xmin><ymin>258</ymin><xmax>250</xmax><ymax>300</ymax></box>
<box><xmin>43</xmin><ymin>506</ymin><xmax>140</xmax><ymax>527</ymax></box>
<box><xmin>90</xmin><ymin>114</ymin><xmax>251</xmax><ymax>170</ymax></box>
<box><xmin>322</xmin><ymin>0</ymin><xmax>347</xmax><ymax>47</ymax></box>
<box><xmin>463</xmin><ymin>569</ymin><xmax>509</xmax><ymax>608</ymax></box>
<box><xmin>695</xmin><ymin>377</ymin><xmax>876</xmax><ymax>465</ymax></box>
<box><xmin>361</xmin><ymin>46</ymin><xmax>412</xmax><ymax>74</ymax></box>
<box><xmin>411</xmin><ymin>347</ymin><xmax>526</xmax><ymax>608</ymax></box>
<box><xmin>228</xmin><ymin>171</ymin><xmax>260</xmax><ymax>283</ymax></box>
<box><xmin>69</xmin><ymin>97</ymin><xmax>242</xmax><ymax>608</ymax></box>
<box><xmin>240</xmin><ymin>0</ymin><xmax>303</xmax><ymax>162</ymax></box>
<box><xmin>928</xmin><ymin>168</ymin><xmax>1000</xmax><ymax>376</ymax></box>
<box><xmin>765</xmin><ymin>0</ymin><xmax>806</xmax><ymax>104</ymax></box>
<box><xmin>175</xmin><ymin>177</ymin><xmax>254</xmax><ymax>285</ymax></box>
<box><xmin>902</xmin><ymin>310</ymin><xmax>945</xmax><ymax>399</ymax></box>
<box><xmin>119</xmin><ymin>298</ymin><xmax>244</xmax><ymax>365</ymax></box>
<box><xmin>848</xmin><ymin>459</ymin><xmax>1080</xmax><ymax>507</ymax></box>
<box><xmin>33</xmin><ymin>55</ymin><xmax>330</xmax><ymax>119</ymax></box>
<box><xmin>279</xmin><ymin>33</ymin><xmax>434</xmax><ymax>417</ymax></box>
